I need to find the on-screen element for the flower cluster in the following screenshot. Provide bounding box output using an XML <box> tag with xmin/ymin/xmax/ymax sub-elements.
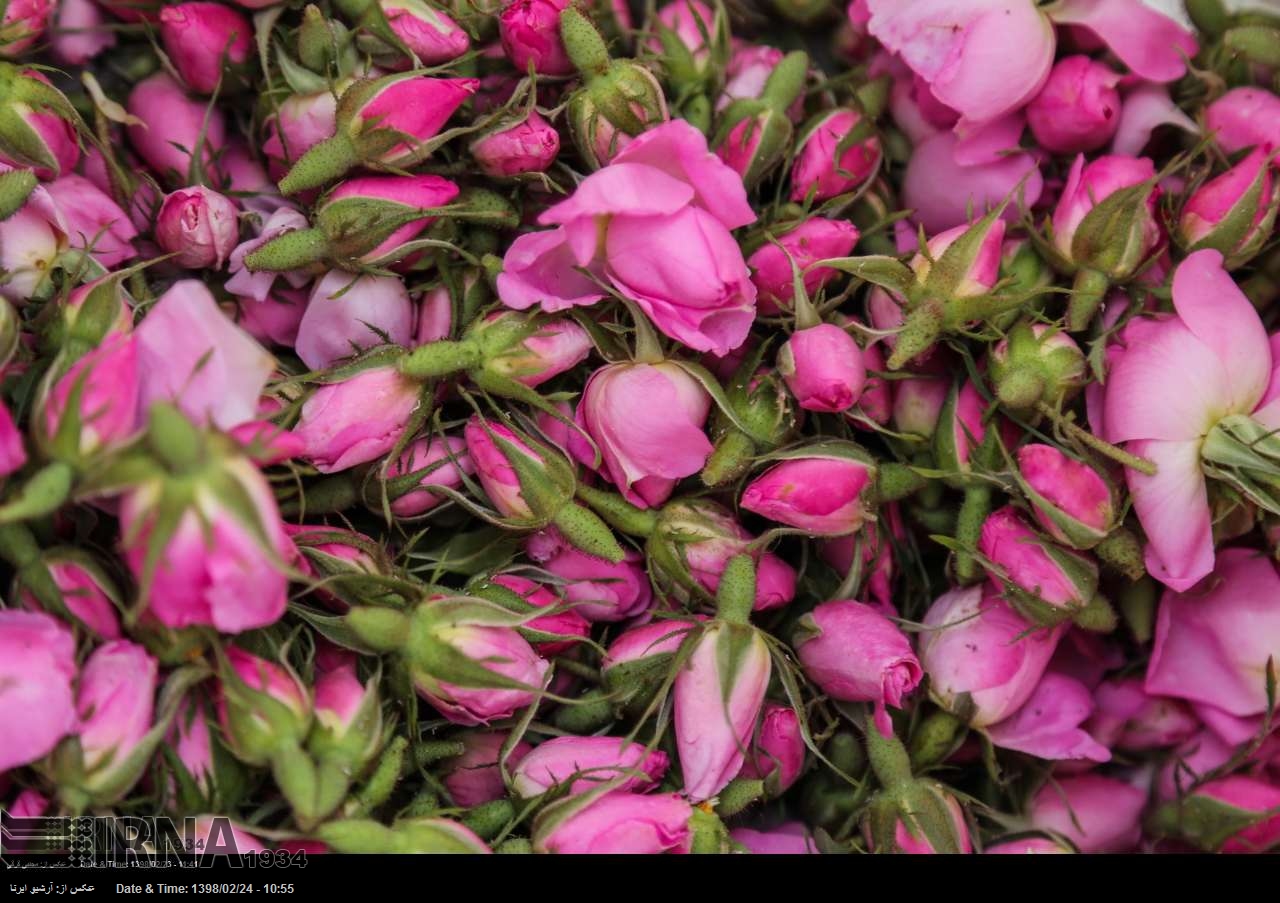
<box><xmin>0</xmin><ymin>0</ymin><xmax>1279</xmax><ymax>856</ymax></box>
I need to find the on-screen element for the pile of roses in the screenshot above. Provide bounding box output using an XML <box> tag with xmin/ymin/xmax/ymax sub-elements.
<box><xmin>1</xmin><ymin>0</ymin><xmax>1279</xmax><ymax>855</ymax></box>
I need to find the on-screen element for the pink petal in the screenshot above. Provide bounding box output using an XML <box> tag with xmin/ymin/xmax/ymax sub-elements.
<box><xmin>1171</xmin><ymin>249</ymin><xmax>1271</xmax><ymax>416</ymax></box>
<box><xmin>496</xmin><ymin>228</ymin><xmax>606</xmax><ymax>313</ymax></box>
<box><xmin>1126</xmin><ymin>438</ymin><xmax>1215</xmax><ymax>592</ymax></box>
<box><xmin>539</xmin><ymin>163</ymin><xmax>693</xmax><ymax>226</ymax></box>
<box><xmin>1103</xmin><ymin>318</ymin><xmax>1230</xmax><ymax>443</ymax></box>
<box><xmin>1050</xmin><ymin>0</ymin><xmax>1198</xmax><ymax>83</ymax></box>
<box><xmin>1110</xmin><ymin>83</ymin><xmax>1198</xmax><ymax>156</ymax></box>
<box><xmin>986</xmin><ymin>673</ymin><xmax>1111</xmax><ymax>763</ymax></box>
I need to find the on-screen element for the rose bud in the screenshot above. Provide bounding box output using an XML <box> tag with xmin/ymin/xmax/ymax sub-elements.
<box><xmin>820</xmin><ymin>507</ymin><xmax>901</xmax><ymax>615</ymax></box>
<box><xmin>440</xmin><ymin>731</ymin><xmax>532</xmax><ymax>807</ymax></box>
<box><xmin>382</xmin><ymin>434</ymin><xmax>473</xmax><ymax>518</ymax></box>
<box><xmin>296</xmin><ymin>271</ymin><xmax>413</xmax><ymax>370</ymax></box>
<box><xmin>748</xmin><ymin>217</ymin><xmax>859</xmax><ymax>315</ymax></box>
<box><xmin>1015</xmin><ymin>444</ymin><xmax>1117</xmax><ymax>550</ymax></box>
<box><xmin>400</xmin><ymin>598</ymin><xmax>550</xmax><ymax>726</ymax></box>
<box><xmin>1051</xmin><ymin>154</ymin><xmax>1161</xmax><ymax>329</ymax></box>
<box><xmin>468</xmin><ymin>311</ymin><xmax>592</xmax><ymax>388</ymax></box>
<box><xmin>0</xmin><ymin>400</ymin><xmax>23</xmax><ymax>477</ymax></box>
<box><xmin>576</xmin><ymin>361</ymin><xmax>712</xmax><ymax>509</ymax></box>
<box><xmin>159</xmin><ymin>3</ymin><xmax>253</xmax><ymax>95</ymax></box>
<box><xmin>127</xmin><ymin>73</ymin><xmax>227</xmax><ymax>184</ymax></box>
<box><xmin>890</xmin><ymin>359</ymin><xmax>950</xmax><ymax>439</ymax></box>
<box><xmin>262</xmin><ymin>90</ymin><xmax>339</xmax><ymax>179</ymax></box>
<box><xmin>648</xmin><ymin>0</ymin><xmax>723</xmax><ymax>83</ymax></box>
<box><xmin>988</xmin><ymin>322</ymin><xmax>1087</xmax><ymax>413</ymax></box>
<box><xmin>512</xmin><ymin>736</ymin><xmax>669</xmax><ymax>798</ymax></box>
<box><xmin>0</xmin><ymin>68</ymin><xmax>79</xmax><ymax>180</ymax></box>
<box><xmin>647</xmin><ymin>499</ymin><xmax>796</xmax><ymax>612</ymax></box>
<box><xmin>702</xmin><ymin>355</ymin><xmax>799</xmax><ymax>487</ymax></box>
<box><xmin>778</xmin><ymin>323</ymin><xmax>866</xmax><ymax>414</ymax></box>
<box><xmin>483</xmin><ymin>573</ymin><xmax>590</xmax><ymax>656</ymax></box>
<box><xmin>532</xmin><ymin>790</ymin><xmax>692</xmax><ymax>854</ymax></box>
<box><xmin>1205</xmin><ymin>87</ymin><xmax>1280</xmax><ymax>161</ymax></box>
<box><xmin>738</xmin><ymin>703</ymin><xmax>805</xmax><ymax>794</ymax></box>
<box><xmin>37</xmin><ymin>331</ymin><xmax>140</xmax><ymax>460</ymax></box>
<box><xmin>167</xmin><ymin>694</ymin><xmax>214</xmax><ymax>803</ymax></box>
<box><xmin>526</xmin><ymin>536</ymin><xmax>652</xmax><ymax>622</ymax></box>
<box><xmin>463</xmin><ymin>415</ymin><xmax>624</xmax><ymax>563</ymax></box>
<box><xmin>286</xmin><ymin>524</ymin><xmax>387</xmax><ymax>612</ymax></box>
<box><xmin>416</xmin><ymin>284</ymin><xmax>453</xmax><ymax>344</ymax></box>
<box><xmin>309</xmin><ymin>663</ymin><xmax>383</xmax><ymax>773</ymax></box>
<box><xmin>52</xmin><ymin>0</ymin><xmax>117</xmax><ymax>66</ymax></box>
<box><xmin>470</xmin><ymin>110</ymin><xmax>560</xmax><ymax>178</ymax></box>
<box><xmin>367</xmin><ymin>0</ymin><xmax>471</xmax><ymax>66</ymax></box>
<box><xmin>1026</xmin><ymin>56</ymin><xmax>1122</xmax><ymax>155</ymax></box>
<box><xmin>675</xmin><ymin>559</ymin><xmax>772</xmax><ymax>802</ymax></box>
<box><xmin>0</xmin><ymin>0</ymin><xmax>52</xmax><ymax>57</ymax></box>
<box><xmin>789</xmin><ymin>108</ymin><xmax>880</xmax><ymax>203</ymax></box>
<box><xmin>44</xmin><ymin>174</ymin><xmax>138</xmax><ymax>269</ymax></box>
<box><xmin>1178</xmin><ymin>146</ymin><xmax>1278</xmax><ymax>269</ymax></box>
<box><xmin>978</xmin><ymin>506</ymin><xmax>1110</xmax><ymax>631</ymax></box>
<box><xmin>719</xmin><ymin>44</ymin><xmax>800</xmax><ymax>116</ymax></box>
<box><xmin>133</xmin><ymin>281</ymin><xmax>275</xmax><ymax>430</ymax></box>
<box><xmin>795</xmin><ymin>600</ymin><xmax>921</xmax><ymax>732</ymax></box>
<box><xmin>732</xmin><ymin>824</ymin><xmax>817</xmax><ymax>855</ymax></box>
<box><xmin>603</xmin><ymin>619</ymin><xmax>698</xmax><ymax>680</ymax></box>
<box><xmin>155</xmin><ymin>186</ymin><xmax>240</xmax><ymax>269</ymax></box>
<box><xmin>862</xmin><ymin>727</ymin><xmax>972</xmax><ymax>854</ymax></box>
<box><xmin>560</xmin><ymin>7</ymin><xmax>669</xmax><ymax>169</ymax></box>
<box><xmin>1144</xmin><ymin>548</ymin><xmax>1280</xmax><ymax>722</ymax></box>
<box><xmin>869</xmin><ymin>214</ymin><xmax>1009</xmax><ymax>370</ymax></box>
<box><xmin>1149</xmin><ymin>775</ymin><xmax>1280</xmax><ymax>853</ymax></box>
<box><xmin>247</xmin><ymin>173</ymin><xmax>459</xmax><ymax>270</ymax></box>
<box><xmin>1027</xmin><ymin>774</ymin><xmax>1145</xmax><ymax>853</ymax></box>
<box><xmin>61</xmin><ymin>641</ymin><xmax>159</xmax><ymax>805</ymax></box>
<box><xmin>714</xmin><ymin>51</ymin><xmax>808</xmax><ymax>189</ymax></box>
<box><xmin>499</xmin><ymin>0</ymin><xmax>573</xmax><ymax>75</ymax></box>
<box><xmin>278</xmin><ymin>73</ymin><xmax>478</xmax><ymax>194</ymax></box>
<box><xmin>740</xmin><ymin>443</ymin><xmax>878</xmax><ymax>536</ymax></box>
<box><xmin>120</xmin><ymin>405</ymin><xmax>294</xmax><ymax>634</ymax></box>
<box><xmin>293</xmin><ymin>365</ymin><xmax>423</xmax><ymax>474</ymax></box>
<box><xmin>919</xmin><ymin>585</ymin><xmax>1062</xmax><ymax>728</ymax></box>
<box><xmin>16</xmin><ymin>550</ymin><xmax>122</xmax><ymax>640</ymax></box>
<box><xmin>1086</xmin><ymin>676</ymin><xmax>1198</xmax><ymax>753</ymax></box>
<box><xmin>0</xmin><ymin>610</ymin><xmax>76</xmax><ymax>772</ymax></box>
<box><xmin>218</xmin><ymin>646</ymin><xmax>313</xmax><ymax>766</ymax></box>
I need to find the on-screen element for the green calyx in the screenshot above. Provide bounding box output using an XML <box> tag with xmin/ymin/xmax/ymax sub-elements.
<box><xmin>1201</xmin><ymin>413</ymin><xmax>1280</xmax><ymax>517</ymax></box>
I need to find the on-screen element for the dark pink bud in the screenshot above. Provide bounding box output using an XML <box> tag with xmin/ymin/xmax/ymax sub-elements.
<box><xmin>738</xmin><ymin>702</ymin><xmax>805</xmax><ymax>792</ymax></box>
<box><xmin>440</xmin><ymin>731</ymin><xmax>532</xmax><ymax>807</ymax></box>
<box><xmin>512</xmin><ymin>735</ymin><xmax>668</xmax><ymax>797</ymax></box>
<box><xmin>499</xmin><ymin>0</ymin><xmax>574</xmax><ymax>76</ymax></box>
<box><xmin>789</xmin><ymin>109</ymin><xmax>880</xmax><ymax>203</ymax></box>
<box><xmin>159</xmin><ymin>3</ymin><xmax>254</xmax><ymax>95</ymax></box>
<box><xmin>470</xmin><ymin>111</ymin><xmax>561</xmax><ymax>177</ymax></box>
<box><xmin>127</xmin><ymin>73</ymin><xmax>226</xmax><ymax>184</ymax></box>
<box><xmin>748</xmin><ymin>218</ymin><xmax>859</xmax><ymax>315</ymax></box>
<box><xmin>777</xmin><ymin>323</ymin><xmax>866</xmax><ymax>414</ymax></box>
<box><xmin>156</xmin><ymin>186</ymin><xmax>240</xmax><ymax>269</ymax></box>
<box><xmin>1026</xmin><ymin>56</ymin><xmax>1121</xmax><ymax>155</ymax></box>
<box><xmin>796</xmin><ymin>600</ymin><xmax>920</xmax><ymax>728</ymax></box>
